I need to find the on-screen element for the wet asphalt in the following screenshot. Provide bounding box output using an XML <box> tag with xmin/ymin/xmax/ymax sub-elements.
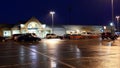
<box><xmin>0</xmin><ymin>37</ymin><xmax>120</xmax><ymax>68</ymax></box>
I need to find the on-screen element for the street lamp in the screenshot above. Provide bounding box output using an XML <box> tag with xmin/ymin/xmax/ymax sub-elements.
<box><xmin>110</xmin><ymin>22</ymin><xmax>114</xmax><ymax>26</ymax></box>
<box><xmin>50</xmin><ymin>11</ymin><xmax>55</xmax><ymax>33</ymax></box>
<box><xmin>116</xmin><ymin>16</ymin><xmax>120</xmax><ymax>32</ymax></box>
<box><xmin>103</xmin><ymin>26</ymin><xmax>107</xmax><ymax>32</ymax></box>
<box><xmin>110</xmin><ymin>22</ymin><xmax>114</xmax><ymax>33</ymax></box>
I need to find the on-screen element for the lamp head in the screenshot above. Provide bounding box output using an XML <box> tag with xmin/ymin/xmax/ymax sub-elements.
<box><xmin>50</xmin><ymin>11</ymin><xmax>55</xmax><ymax>15</ymax></box>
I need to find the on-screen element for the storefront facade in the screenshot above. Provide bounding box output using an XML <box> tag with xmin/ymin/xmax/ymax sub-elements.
<box><xmin>1</xmin><ymin>17</ymin><xmax>51</xmax><ymax>38</ymax></box>
<box><xmin>18</xmin><ymin>17</ymin><xmax>51</xmax><ymax>38</ymax></box>
<box><xmin>0</xmin><ymin>17</ymin><xmax>112</xmax><ymax>38</ymax></box>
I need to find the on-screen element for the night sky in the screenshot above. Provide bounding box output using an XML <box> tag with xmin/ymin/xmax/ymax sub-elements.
<box><xmin>0</xmin><ymin>0</ymin><xmax>120</xmax><ymax>26</ymax></box>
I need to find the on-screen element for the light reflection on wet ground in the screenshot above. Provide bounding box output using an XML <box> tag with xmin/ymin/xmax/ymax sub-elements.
<box><xmin>0</xmin><ymin>38</ymin><xmax>120</xmax><ymax>68</ymax></box>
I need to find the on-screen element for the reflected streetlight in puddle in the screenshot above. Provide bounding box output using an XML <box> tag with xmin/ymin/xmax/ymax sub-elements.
<box><xmin>43</xmin><ymin>39</ymin><xmax>61</xmax><ymax>45</ymax></box>
<box><xmin>50</xmin><ymin>60</ymin><xmax>57</xmax><ymax>68</ymax></box>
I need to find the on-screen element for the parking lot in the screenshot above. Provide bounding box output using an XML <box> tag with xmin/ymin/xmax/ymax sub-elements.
<box><xmin>0</xmin><ymin>38</ymin><xmax>120</xmax><ymax>68</ymax></box>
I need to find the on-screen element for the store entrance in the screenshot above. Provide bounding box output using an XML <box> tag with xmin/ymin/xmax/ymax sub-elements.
<box><xmin>28</xmin><ymin>28</ymin><xmax>41</xmax><ymax>37</ymax></box>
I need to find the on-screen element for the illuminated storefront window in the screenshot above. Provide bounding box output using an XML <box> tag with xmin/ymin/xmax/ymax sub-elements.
<box><xmin>12</xmin><ymin>30</ymin><xmax>20</xmax><ymax>34</ymax></box>
<box><xmin>27</xmin><ymin>22</ymin><xmax>40</xmax><ymax>37</ymax></box>
<box><xmin>3</xmin><ymin>31</ymin><xmax>11</xmax><ymax>37</ymax></box>
<box><xmin>28</xmin><ymin>22</ymin><xmax>39</xmax><ymax>28</ymax></box>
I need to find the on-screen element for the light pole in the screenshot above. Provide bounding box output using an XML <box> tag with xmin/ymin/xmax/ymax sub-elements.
<box><xmin>116</xmin><ymin>16</ymin><xmax>120</xmax><ymax>32</ymax></box>
<box><xmin>50</xmin><ymin>11</ymin><xmax>55</xmax><ymax>33</ymax></box>
<box><xmin>110</xmin><ymin>0</ymin><xmax>115</xmax><ymax>34</ymax></box>
<box><xmin>111</xmin><ymin>0</ymin><xmax>114</xmax><ymax>22</ymax></box>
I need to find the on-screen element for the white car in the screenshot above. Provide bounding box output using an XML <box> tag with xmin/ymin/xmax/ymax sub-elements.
<box><xmin>46</xmin><ymin>34</ymin><xmax>58</xmax><ymax>39</ymax></box>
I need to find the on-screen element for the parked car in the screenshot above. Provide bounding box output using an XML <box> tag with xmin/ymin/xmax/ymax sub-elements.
<box><xmin>101</xmin><ymin>32</ymin><xmax>118</xmax><ymax>40</ymax></box>
<box><xmin>63</xmin><ymin>34</ymin><xmax>71</xmax><ymax>39</ymax></box>
<box><xmin>101</xmin><ymin>32</ymin><xmax>111</xmax><ymax>39</ymax></box>
<box><xmin>11</xmin><ymin>34</ymin><xmax>23</xmax><ymax>41</ymax></box>
<box><xmin>69</xmin><ymin>34</ymin><xmax>84</xmax><ymax>39</ymax></box>
<box><xmin>0</xmin><ymin>36</ymin><xmax>6</xmax><ymax>42</ymax></box>
<box><xmin>17</xmin><ymin>33</ymin><xmax>41</xmax><ymax>42</ymax></box>
<box><xmin>46</xmin><ymin>34</ymin><xmax>58</xmax><ymax>39</ymax></box>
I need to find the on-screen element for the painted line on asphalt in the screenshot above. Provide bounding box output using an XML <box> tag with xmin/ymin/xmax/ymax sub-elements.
<box><xmin>23</xmin><ymin>46</ymin><xmax>75</xmax><ymax>68</ymax></box>
<box><xmin>0</xmin><ymin>62</ymin><xmax>38</xmax><ymax>67</ymax></box>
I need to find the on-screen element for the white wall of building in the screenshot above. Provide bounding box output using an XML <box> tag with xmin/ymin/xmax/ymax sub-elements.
<box><xmin>53</xmin><ymin>27</ymin><xmax>66</xmax><ymax>36</ymax></box>
<box><xmin>12</xmin><ymin>30</ymin><xmax>20</xmax><ymax>34</ymax></box>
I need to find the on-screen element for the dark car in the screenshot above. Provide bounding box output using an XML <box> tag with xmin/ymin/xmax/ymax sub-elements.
<box><xmin>11</xmin><ymin>34</ymin><xmax>22</xmax><ymax>41</ymax></box>
<box><xmin>101</xmin><ymin>32</ymin><xmax>118</xmax><ymax>40</ymax></box>
<box><xmin>101</xmin><ymin>32</ymin><xmax>111</xmax><ymax>40</ymax></box>
<box><xmin>17</xmin><ymin>33</ymin><xmax>41</xmax><ymax>42</ymax></box>
<box><xmin>63</xmin><ymin>34</ymin><xmax>71</xmax><ymax>39</ymax></box>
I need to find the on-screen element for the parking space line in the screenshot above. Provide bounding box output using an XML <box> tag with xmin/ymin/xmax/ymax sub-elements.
<box><xmin>23</xmin><ymin>46</ymin><xmax>75</xmax><ymax>68</ymax></box>
<box><xmin>0</xmin><ymin>62</ymin><xmax>41</xmax><ymax>67</ymax></box>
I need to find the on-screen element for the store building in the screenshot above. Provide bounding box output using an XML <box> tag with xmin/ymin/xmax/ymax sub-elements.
<box><xmin>0</xmin><ymin>17</ymin><xmax>111</xmax><ymax>38</ymax></box>
<box><xmin>0</xmin><ymin>17</ymin><xmax>51</xmax><ymax>38</ymax></box>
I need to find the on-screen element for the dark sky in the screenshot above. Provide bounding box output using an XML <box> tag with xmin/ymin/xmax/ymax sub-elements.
<box><xmin>0</xmin><ymin>0</ymin><xmax>120</xmax><ymax>25</ymax></box>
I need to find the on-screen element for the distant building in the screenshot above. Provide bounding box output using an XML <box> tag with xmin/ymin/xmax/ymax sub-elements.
<box><xmin>63</xmin><ymin>25</ymin><xmax>103</xmax><ymax>34</ymax></box>
<box><xmin>0</xmin><ymin>17</ymin><xmax>111</xmax><ymax>38</ymax></box>
<box><xmin>0</xmin><ymin>17</ymin><xmax>51</xmax><ymax>38</ymax></box>
<box><xmin>0</xmin><ymin>24</ymin><xmax>14</xmax><ymax>37</ymax></box>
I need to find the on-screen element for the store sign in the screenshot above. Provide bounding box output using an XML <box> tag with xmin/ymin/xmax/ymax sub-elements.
<box><xmin>28</xmin><ymin>28</ymin><xmax>38</xmax><ymax>30</ymax></box>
